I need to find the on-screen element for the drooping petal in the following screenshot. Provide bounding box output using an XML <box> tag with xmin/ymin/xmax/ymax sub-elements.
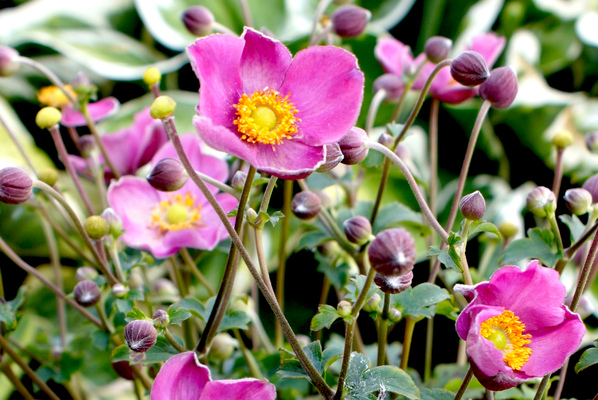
<box><xmin>239</xmin><ymin>28</ymin><xmax>292</xmax><ymax>94</ymax></box>
<box><xmin>199</xmin><ymin>378</ymin><xmax>276</xmax><ymax>400</ymax></box>
<box><xmin>279</xmin><ymin>46</ymin><xmax>364</xmax><ymax>146</ymax></box>
<box><xmin>151</xmin><ymin>352</ymin><xmax>211</xmax><ymax>400</ymax></box>
<box><xmin>254</xmin><ymin>140</ymin><xmax>325</xmax><ymax>179</ymax></box>
<box><xmin>102</xmin><ymin>127</ymin><xmax>141</xmax><ymax>176</ymax></box>
<box><xmin>470</xmin><ymin>33</ymin><xmax>506</xmax><ymax>68</ymax></box>
<box><xmin>374</xmin><ymin>37</ymin><xmax>414</xmax><ymax>77</ymax></box>
<box><xmin>188</xmin><ymin>34</ymin><xmax>244</xmax><ymax>127</ymax></box>
<box><xmin>130</xmin><ymin>108</ymin><xmax>169</xmax><ymax>169</ymax></box>
<box><xmin>61</xmin><ymin>97</ymin><xmax>120</xmax><ymax>127</ymax></box>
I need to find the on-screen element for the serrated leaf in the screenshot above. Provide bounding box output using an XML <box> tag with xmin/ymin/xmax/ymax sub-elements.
<box><xmin>310</xmin><ymin>305</ymin><xmax>341</xmax><ymax>331</ymax></box>
<box><xmin>278</xmin><ymin>341</ymin><xmax>342</xmax><ymax>382</ymax></box>
<box><xmin>298</xmin><ymin>230</ymin><xmax>331</xmax><ymax>251</ymax></box>
<box><xmin>575</xmin><ymin>346</ymin><xmax>598</xmax><ymax>373</ymax></box>
<box><xmin>345</xmin><ymin>274</ymin><xmax>380</xmax><ymax>303</ymax></box>
<box><xmin>167</xmin><ymin>304</ymin><xmax>192</xmax><ymax>326</ymax></box>
<box><xmin>260</xmin><ymin>210</ymin><xmax>285</xmax><ymax>228</ymax></box>
<box><xmin>427</xmin><ymin>246</ymin><xmax>461</xmax><ymax>272</ymax></box>
<box><xmin>393</xmin><ymin>283</ymin><xmax>451</xmax><ymax>319</ymax></box>
<box><xmin>125</xmin><ymin>307</ymin><xmax>148</xmax><ymax>322</ymax></box>
<box><xmin>115</xmin><ymin>298</ymin><xmax>134</xmax><ymax>314</ymax></box>
<box><xmin>501</xmin><ymin>228</ymin><xmax>561</xmax><ymax>267</ymax></box>
<box><xmin>175</xmin><ymin>297</ymin><xmax>249</xmax><ymax>332</ymax></box>
<box><xmin>0</xmin><ymin>300</ymin><xmax>16</xmax><ymax>331</ymax></box>
<box><xmin>468</xmin><ymin>221</ymin><xmax>501</xmax><ymax>239</ymax></box>
<box><xmin>227</xmin><ymin>209</ymin><xmax>238</xmax><ymax>218</ymax></box>
<box><xmin>316</xmin><ymin>253</ymin><xmax>351</xmax><ymax>290</ymax></box>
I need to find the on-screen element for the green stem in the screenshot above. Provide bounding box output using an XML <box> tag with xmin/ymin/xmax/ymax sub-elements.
<box><xmin>80</xmin><ymin>102</ymin><xmax>120</xmax><ymax>179</ymax></box>
<box><xmin>377</xmin><ymin>292</ymin><xmax>391</xmax><ymax>366</ymax></box>
<box><xmin>194</xmin><ymin>169</ymin><xmax>239</xmax><ymax>198</ymax></box>
<box><xmin>547</xmin><ymin>211</ymin><xmax>565</xmax><ymax>256</ymax></box>
<box><xmin>454</xmin><ymin>367</ymin><xmax>474</xmax><ymax>400</ymax></box>
<box><xmin>424</xmin><ymin>317</ymin><xmax>434</xmax><ymax>381</ymax></box>
<box><xmin>532</xmin><ymin>375</ymin><xmax>550</xmax><ymax>400</ymax></box>
<box><xmin>107</xmin><ymin>244</ymin><xmax>125</xmax><ymax>282</ymax></box>
<box><xmin>365</xmin><ymin>89</ymin><xmax>387</xmax><ymax>134</ymax></box>
<box><xmin>399</xmin><ymin>317</ymin><xmax>416</xmax><ymax>370</ymax></box>
<box><xmin>165</xmin><ymin>328</ymin><xmax>187</xmax><ymax>353</ymax></box>
<box><xmin>0</xmin><ymin>113</ymin><xmax>36</xmax><ymax>172</ymax></box>
<box><xmin>17</xmin><ymin>56</ymin><xmax>78</xmax><ymax>106</ymax></box>
<box><xmin>0</xmin><ymin>360</ymin><xmax>36</xmax><ymax>400</ymax></box>
<box><xmin>308</xmin><ymin>0</ymin><xmax>333</xmax><ymax>46</ymax></box>
<box><xmin>552</xmin><ymin>147</ymin><xmax>564</xmax><ymax>199</ymax></box>
<box><xmin>275</xmin><ymin>179</ymin><xmax>292</xmax><ymax>349</ymax></box>
<box><xmin>253</xmin><ymin>227</ymin><xmax>275</xmax><ymax>295</ymax></box>
<box><xmin>232</xmin><ymin>329</ymin><xmax>263</xmax><ymax>379</ymax></box>
<box><xmin>180</xmin><ymin>248</ymin><xmax>216</xmax><ymax>296</ymax></box>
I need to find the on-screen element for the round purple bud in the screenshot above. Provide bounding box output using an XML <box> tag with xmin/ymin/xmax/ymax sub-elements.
<box><xmin>373</xmin><ymin>74</ymin><xmax>404</xmax><ymax>102</ymax></box>
<box><xmin>124</xmin><ymin>320</ymin><xmax>157</xmax><ymax>353</ymax></box>
<box><xmin>75</xmin><ymin>266</ymin><xmax>98</xmax><ymax>282</ymax></box>
<box><xmin>316</xmin><ymin>143</ymin><xmax>344</xmax><ymax>172</ymax></box>
<box><xmin>459</xmin><ymin>190</ymin><xmax>486</xmax><ymax>220</ymax></box>
<box><xmin>0</xmin><ymin>46</ymin><xmax>19</xmax><ymax>77</ymax></box>
<box><xmin>450</xmin><ymin>51</ymin><xmax>489</xmax><ymax>87</ymax></box>
<box><xmin>582</xmin><ymin>173</ymin><xmax>598</xmax><ymax>203</ymax></box>
<box><xmin>368</xmin><ymin>228</ymin><xmax>416</xmax><ymax>277</ymax></box>
<box><xmin>181</xmin><ymin>6</ymin><xmax>215</xmax><ymax>36</ymax></box>
<box><xmin>374</xmin><ymin>271</ymin><xmax>413</xmax><ymax>294</ymax></box>
<box><xmin>339</xmin><ymin>127</ymin><xmax>369</xmax><ymax>165</ymax></box>
<box><xmin>152</xmin><ymin>309</ymin><xmax>170</xmax><ymax>328</ymax></box>
<box><xmin>73</xmin><ymin>280</ymin><xmax>101</xmax><ymax>307</ymax></box>
<box><xmin>526</xmin><ymin>186</ymin><xmax>556</xmax><ymax>217</ymax></box>
<box><xmin>112</xmin><ymin>361</ymin><xmax>135</xmax><ymax>381</ymax></box>
<box><xmin>343</xmin><ymin>215</ymin><xmax>372</xmax><ymax>245</ymax></box>
<box><xmin>377</xmin><ymin>132</ymin><xmax>394</xmax><ymax>148</ymax></box>
<box><xmin>147</xmin><ymin>158</ymin><xmax>188</xmax><ymax>192</ymax></box>
<box><xmin>479</xmin><ymin>66</ymin><xmax>518</xmax><ymax>109</ymax></box>
<box><xmin>424</xmin><ymin>36</ymin><xmax>452</xmax><ymax>64</ymax></box>
<box><xmin>331</xmin><ymin>5</ymin><xmax>371</xmax><ymax>38</ymax></box>
<box><xmin>291</xmin><ymin>191</ymin><xmax>322</xmax><ymax>220</ymax></box>
<box><xmin>231</xmin><ymin>170</ymin><xmax>247</xmax><ymax>191</ymax></box>
<box><xmin>585</xmin><ymin>132</ymin><xmax>598</xmax><ymax>154</ymax></box>
<box><xmin>564</xmin><ymin>188</ymin><xmax>593</xmax><ymax>215</ymax></box>
<box><xmin>0</xmin><ymin>167</ymin><xmax>32</xmax><ymax>205</ymax></box>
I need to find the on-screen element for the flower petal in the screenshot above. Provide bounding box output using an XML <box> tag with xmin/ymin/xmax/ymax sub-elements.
<box><xmin>130</xmin><ymin>108</ymin><xmax>169</xmax><ymax>169</ymax></box>
<box><xmin>239</xmin><ymin>28</ymin><xmax>292</xmax><ymax>94</ymax></box>
<box><xmin>198</xmin><ymin>379</ymin><xmax>276</xmax><ymax>400</ymax></box>
<box><xmin>61</xmin><ymin>97</ymin><xmax>120</xmax><ymax>127</ymax></box>
<box><xmin>151</xmin><ymin>352</ymin><xmax>211</xmax><ymax>400</ymax></box>
<box><xmin>470</xmin><ymin>33</ymin><xmax>506</xmax><ymax>68</ymax></box>
<box><xmin>254</xmin><ymin>140</ymin><xmax>325</xmax><ymax>179</ymax></box>
<box><xmin>374</xmin><ymin>37</ymin><xmax>413</xmax><ymax>77</ymax></box>
<box><xmin>102</xmin><ymin>127</ymin><xmax>141</xmax><ymax>176</ymax></box>
<box><xmin>279</xmin><ymin>46</ymin><xmax>364</xmax><ymax>146</ymax></box>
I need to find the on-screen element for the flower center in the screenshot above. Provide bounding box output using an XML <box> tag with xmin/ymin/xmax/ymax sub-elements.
<box><xmin>150</xmin><ymin>193</ymin><xmax>203</xmax><ymax>232</ymax></box>
<box><xmin>233</xmin><ymin>88</ymin><xmax>300</xmax><ymax>147</ymax></box>
<box><xmin>480</xmin><ymin>309</ymin><xmax>532</xmax><ymax>371</ymax></box>
<box><xmin>37</xmin><ymin>85</ymin><xmax>77</xmax><ymax>108</ymax></box>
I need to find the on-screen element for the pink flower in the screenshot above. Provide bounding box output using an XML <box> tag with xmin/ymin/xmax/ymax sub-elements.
<box><xmin>188</xmin><ymin>27</ymin><xmax>364</xmax><ymax>179</ymax></box>
<box><xmin>151</xmin><ymin>352</ymin><xmax>276</xmax><ymax>400</ymax></box>
<box><xmin>107</xmin><ymin>135</ymin><xmax>236</xmax><ymax>259</ymax></box>
<box><xmin>61</xmin><ymin>97</ymin><xmax>120</xmax><ymax>127</ymax></box>
<box><xmin>455</xmin><ymin>260</ymin><xmax>585</xmax><ymax>391</ymax></box>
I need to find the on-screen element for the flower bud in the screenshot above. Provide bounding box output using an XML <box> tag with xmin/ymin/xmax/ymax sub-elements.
<box><xmin>229</xmin><ymin>171</ymin><xmax>246</xmax><ymax>191</ymax></box>
<box><xmin>373</xmin><ymin>74</ymin><xmax>404</xmax><ymax>102</ymax></box>
<box><xmin>459</xmin><ymin>190</ymin><xmax>486</xmax><ymax>220</ymax></box>
<box><xmin>331</xmin><ymin>5</ymin><xmax>371</xmax><ymax>38</ymax></box>
<box><xmin>37</xmin><ymin>167</ymin><xmax>59</xmax><ymax>187</ymax></box>
<box><xmin>84</xmin><ymin>215</ymin><xmax>110</xmax><ymax>240</ymax></box>
<box><xmin>337</xmin><ymin>300</ymin><xmax>352</xmax><ymax>317</ymax></box>
<box><xmin>374</xmin><ymin>271</ymin><xmax>413</xmax><ymax>294</ymax></box>
<box><xmin>75</xmin><ymin>266</ymin><xmax>98</xmax><ymax>282</ymax></box>
<box><xmin>147</xmin><ymin>158</ymin><xmax>188</xmax><ymax>192</ymax></box>
<box><xmin>152</xmin><ymin>309</ymin><xmax>170</xmax><ymax>328</ymax></box>
<box><xmin>153</xmin><ymin>278</ymin><xmax>179</xmax><ymax>297</ymax></box>
<box><xmin>291</xmin><ymin>191</ymin><xmax>322</xmax><ymax>220</ymax></box>
<box><xmin>112</xmin><ymin>283</ymin><xmax>129</xmax><ymax>298</ymax></box>
<box><xmin>479</xmin><ymin>66</ymin><xmax>518</xmax><ymax>108</ymax></box>
<box><xmin>362</xmin><ymin>293</ymin><xmax>381</xmax><ymax>313</ymax></box>
<box><xmin>424</xmin><ymin>36</ymin><xmax>452</xmax><ymax>63</ymax></box>
<box><xmin>0</xmin><ymin>46</ymin><xmax>19</xmax><ymax>77</ymax></box>
<box><xmin>450</xmin><ymin>51</ymin><xmax>489</xmax><ymax>87</ymax></box>
<box><xmin>526</xmin><ymin>186</ymin><xmax>556</xmax><ymax>217</ymax></box>
<box><xmin>389</xmin><ymin>308</ymin><xmax>403</xmax><ymax>323</ymax></box>
<box><xmin>70</xmin><ymin>71</ymin><xmax>96</xmax><ymax>99</ymax></box>
<box><xmin>316</xmin><ymin>143</ymin><xmax>344</xmax><ymax>172</ymax></box>
<box><xmin>112</xmin><ymin>361</ymin><xmax>135</xmax><ymax>381</ymax></box>
<box><xmin>498</xmin><ymin>221</ymin><xmax>518</xmax><ymax>239</ymax></box>
<box><xmin>128</xmin><ymin>268</ymin><xmax>144</xmax><ymax>290</ymax></box>
<box><xmin>377</xmin><ymin>132</ymin><xmax>394</xmax><ymax>148</ymax></box>
<box><xmin>35</xmin><ymin>107</ymin><xmax>62</xmax><ymax>129</ymax></box>
<box><xmin>246</xmin><ymin>208</ymin><xmax>259</xmax><ymax>224</ymax></box>
<box><xmin>343</xmin><ymin>215</ymin><xmax>372</xmax><ymax>245</ymax></box>
<box><xmin>585</xmin><ymin>132</ymin><xmax>598</xmax><ymax>154</ymax></box>
<box><xmin>150</xmin><ymin>96</ymin><xmax>176</xmax><ymax>119</ymax></box>
<box><xmin>339</xmin><ymin>127</ymin><xmax>369</xmax><ymax>165</ymax></box>
<box><xmin>101</xmin><ymin>207</ymin><xmax>123</xmax><ymax>237</ymax></box>
<box><xmin>564</xmin><ymin>188</ymin><xmax>593</xmax><ymax>215</ymax></box>
<box><xmin>181</xmin><ymin>6</ymin><xmax>215</xmax><ymax>36</ymax></box>
<box><xmin>582</xmin><ymin>173</ymin><xmax>598</xmax><ymax>203</ymax></box>
<box><xmin>209</xmin><ymin>333</ymin><xmax>237</xmax><ymax>361</ymax></box>
<box><xmin>564</xmin><ymin>295</ymin><xmax>594</xmax><ymax>320</ymax></box>
<box><xmin>124</xmin><ymin>320</ymin><xmax>157</xmax><ymax>353</ymax></box>
<box><xmin>73</xmin><ymin>280</ymin><xmax>101</xmax><ymax>307</ymax></box>
<box><xmin>368</xmin><ymin>228</ymin><xmax>416</xmax><ymax>277</ymax></box>
<box><xmin>552</xmin><ymin>130</ymin><xmax>574</xmax><ymax>149</ymax></box>
<box><xmin>143</xmin><ymin>67</ymin><xmax>161</xmax><ymax>87</ymax></box>
<box><xmin>78</xmin><ymin>135</ymin><xmax>97</xmax><ymax>158</ymax></box>
<box><xmin>0</xmin><ymin>167</ymin><xmax>32</xmax><ymax>205</ymax></box>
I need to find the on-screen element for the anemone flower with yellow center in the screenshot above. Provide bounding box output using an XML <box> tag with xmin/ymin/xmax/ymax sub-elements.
<box><xmin>188</xmin><ymin>27</ymin><xmax>364</xmax><ymax>180</ymax></box>
<box><xmin>455</xmin><ymin>260</ymin><xmax>585</xmax><ymax>391</ymax></box>
<box><xmin>107</xmin><ymin>135</ymin><xmax>236</xmax><ymax>259</ymax></box>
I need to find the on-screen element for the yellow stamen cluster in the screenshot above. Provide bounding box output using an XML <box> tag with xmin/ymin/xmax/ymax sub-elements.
<box><xmin>37</xmin><ymin>85</ymin><xmax>77</xmax><ymax>108</ymax></box>
<box><xmin>233</xmin><ymin>88</ymin><xmax>300</xmax><ymax>148</ymax></box>
<box><xmin>480</xmin><ymin>309</ymin><xmax>532</xmax><ymax>371</ymax></box>
<box><xmin>149</xmin><ymin>193</ymin><xmax>203</xmax><ymax>233</ymax></box>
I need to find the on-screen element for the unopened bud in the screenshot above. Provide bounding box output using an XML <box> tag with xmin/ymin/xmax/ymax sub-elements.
<box><xmin>362</xmin><ymin>293</ymin><xmax>381</xmax><ymax>313</ymax></box>
<box><xmin>231</xmin><ymin>170</ymin><xmax>247</xmax><ymax>190</ymax></box>
<box><xmin>84</xmin><ymin>215</ymin><xmax>110</xmax><ymax>240</ymax></box>
<box><xmin>70</xmin><ymin>72</ymin><xmax>96</xmax><ymax>99</ymax></box>
<box><xmin>128</xmin><ymin>268</ymin><xmax>144</xmax><ymax>290</ymax></box>
<box><xmin>152</xmin><ymin>309</ymin><xmax>170</xmax><ymax>328</ymax></box>
<box><xmin>37</xmin><ymin>167</ymin><xmax>59</xmax><ymax>187</ymax></box>
<box><xmin>147</xmin><ymin>158</ymin><xmax>188</xmax><ymax>192</ymax></box>
<box><xmin>459</xmin><ymin>190</ymin><xmax>486</xmax><ymax>220</ymax></box>
<box><xmin>209</xmin><ymin>333</ymin><xmax>237</xmax><ymax>361</ymax></box>
<box><xmin>526</xmin><ymin>186</ymin><xmax>556</xmax><ymax>217</ymax></box>
<box><xmin>112</xmin><ymin>361</ymin><xmax>135</xmax><ymax>381</ymax></box>
<box><xmin>373</xmin><ymin>74</ymin><xmax>404</xmax><ymax>102</ymax></box>
<box><xmin>75</xmin><ymin>266</ymin><xmax>98</xmax><ymax>282</ymax></box>
<box><xmin>479</xmin><ymin>66</ymin><xmax>518</xmax><ymax>108</ymax></box>
<box><xmin>73</xmin><ymin>280</ymin><xmax>101</xmax><ymax>307</ymax></box>
<box><xmin>143</xmin><ymin>67</ymin><xmax>161</xmax><ymax>87</ymax></box>
<box><xmin>316</xmin><ymin>143</ymin><xmax>344</xmax><ymax>172</ymax></box>
<box><xmin>368</xmin><ymin>228</ymin><xmax>416</xmax><ymax>277</ymax></box>
<box><xmin>339</xmin><ymin>127</ymin><xmax>369</xmax><ymax>165</ymax></box>
<box><xmin>424</xmin><ymin>36</ymin><xmax>452</xmax><ymax>63</ymax></box>
<box><xmin>150</xmin><ymin>96</ymin><xmax>176</xmax><ymax>119</ymax></box>
<box><xmin>36</xmin><ymin>107</ymin><xmax>62</xmax><ymax>129</ymax></box>
<box><xmin>101</xmin><ymin>207</ymin><xmax>123</xmax><ymax>237</ymax></box>
<box><xmin>337</xmin><ymin>300</ymin><xmax>352</xmax><ymax>317</ymax></box>
<box><xmin>124</xmin><ymin>320</ymin><xmax>157</xmax><ymax>353</ymax></box>
<box><xmin>0</xmin><ymin>46</ymin><xmax>19</xmax><ymax>76</ymax></box>
<box><xmin>181</xmin><ymin>6</ymin><xmax>215</xmax><ymax>37</ymax></box>
<box><xmin>374</xmin><ymin>271</ymin><xmax>413</xmax><ymax>294</ymax></box>
<box><xmin>153</xmin><ymin>278</ymin><xmax>178</xmax><ymax>297</ymax></box>
<box><xmin>291</xmin><ymin>191</ymin><xmax>322</xmax><ymax>220</ymax></box>
<box><xmin>343</xmin><ymin>215</ymin><xmax>372</xmax><ymax>245</ymax></box>
<box><xmin>389</xmin><ymin>308</ymin><xmax>403</xmax><ymax>323</ymax></box>
<box><xmin>450</xmin><ymin>51</ymin><xmax>489</xmax><ymax>87</ymax></box>
<box><xmin>564</xmin><ymin>188</ymin><xmax>593</xmax><ymax>215</ymax></box>
<box><xmin>78</xmin><ymin>135</ymin><xmax>96</xmax><ymax>158</ymax></box>
<box><xmin>112</xmin><ymin>283</ymin><xmax>129</xmax><ymax>298</ymax></box>
<box><xmin>552</xmin><ymin>130</ymin><xmax>574</xmax><ymax>149</ymax></box>
<box><xmin>564</xmin><ymin>295</ymin><xmax>594</xmax><ymax>319</ymax></box>
<box><xmin>377</xmin><ymin>132</ymin><xmax>394</xmax><ymax>148</ymax></box>
<box><xmin>0</xmin><ymin>167</ymin><xmax>32</xmax><ymax>205</ymax></box>
<box><xmin>585</xmin><ymin>132</ymin><xmax>598</xmax><ymax>154</ymax></box>
<box><xmin>246</xmin><ymin>208</ymin><xmax>259</xmax><ymax>224</ymax></box>
<box><xmin>331</xmin><ymin>5</ymin><xmax>371</xmax><ymax>38</ymax></box>
<box><xmin>498</xmin><ymin>221</ymin><xmax>518</xmax><ymax>239</ymax></box>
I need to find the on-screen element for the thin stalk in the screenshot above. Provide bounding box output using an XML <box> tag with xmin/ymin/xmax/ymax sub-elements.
<box><xmin>454</xmin><ymin>367</ymin><xmax>474</xmax><ymax>400</ymax></box>
<box><xmin>275</xmin><ymin>179</ymin><xmax>292</xmax><ymax>349</ymax></box>
<box><xmin>459</xmin><ymin>219</ymin><xmax>474</xmax><ymax>286</ymax></box>
<box><xmin>194</xmin><ymin>169</ymin><xmax>239</xmax><ymax>198</ymax></box>
<box><xmin>213</xmin><ymin>22</ymin><xmax>238</xmax><ymax>36</ymax></box>
<box><xmin>164</xmin><ymin>328</ymin><xmax>187</xmax><ymax>352</ymax></box>
<box><xmin>365</xmin><ymin>89</ymin><xmax>386</xmax><ymax>134</ymax></box>
<box><xmin>91</xmin><ymin>157</ymin><xmax>108</xmax><ymax>210</ymax></box>
<box><xmin>377</xmin><ymin>292</ymin><xmax>391</xmax><ymax>366</ymax></box>
<box><xmin>180</xmin><ymin>248</ymin><xmax>216</xmax><ymax>296</ymax></box>
<box><xmin>0</xmin><ymin>236</ymin><xmax>103</xmax><ymax>328</ymax></box>
<box><xmin>399</xmin><ymin>317</ymin><xmax>416</xmax><ymax>370</ymax></box>
<box><xmin>532</xmin><ymin>375</ymin><xmax>550</xmax><ymax>400</ymax></box>
<box><xmin>95</xmin><ymin>303</ymin><xmax>113</xmax><ymax>334</ymax></box>
<box><xmin>308</xmin><ymin>0</ymin><xmax>333</xmax><ymax>46</ymax></box>
<box><xmin>0</xmin><ymin>113</ymin><xmax>36</xmax><ymax>172</ymax></box>
<box><xmin>547</xmin><ymin>212</ymin><xmax>565</xmax><ymax>256</ymax></box>
<box><xmin>80</xmin><ymin>102</ymin><xmax>120</xmax><ymax>179</ymax></box>
<box><xmin>238</xmin><ymin>0</ymin><xmax>253</xmax><ymax>27</ymax></box>
<box><xmin>232</xmin><ymin>329</ymin><xmax>263</xmax><ymax>379</ymax></box>
<box><xmin>150</xmin><ymin>84</ymin><xmax>161</xmax><ymax>99</ymax></box>
<box><xmin>552</xmin><ymin>357</ymin><xmax>568</xmax><ymax>400</ymax></box>
<box><xmin>314</xmin><ymin>276</ymin><xmax>331</xmax><ymax>343</ymax></box>
<box><xmin>67</xmin><ymin>126</ymin><xmax>82</xmax><ymax>154</ymax></box>
<box><xmin>254</xmin><ymin>228</ymin><xmax>275</xmax><ymax>295</ymax></box>
<box><xmin>552</xmin><ymin>147</ymin><xmax>564</xmax><ymax>199</ymax></box>
<box><xmin>0</xmin><ymin>361</ymin><xmax>36</xmax><ymax>400</ymax></box>
<box><xmin>570</xmin><ymin>224</ymin><xmax>598</xmax><ymax>312</ymax></box>
<box><xmin>107</xmin><ymin>244</ymin><xmax>125</xmax><ymax>282</ymax></box>
<box><xmin>486</xmin><ymin>390</ymin><xmax>495</xmax><ymax>400</ymax></box>
<box><xmin>17</xmin><ymin>57</ymin><xmax>78</xmax><ymax>106</ymax></box>
<box><xmin>170</xmin><ymin>256</ymin><xmax>189</xmax><ymax>298</ymax></box>
<box><xmin>429</xmin><ymin>98</ymin><xmax>440</xmax><ymax>238</ymax></box>
<box><xmin>424</xmin><ymin>317</ymin><xmax>433</xmax><ymax>381</ymax></box>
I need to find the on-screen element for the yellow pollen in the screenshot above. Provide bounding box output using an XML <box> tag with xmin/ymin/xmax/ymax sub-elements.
<box><xmin>149</xmin><ymin>193</ymin><xmax>203</xmax><ymax>232</ymax></box>
<box><xmin>480</xmin><ymin>310</ymin><xmax>532</xmax><ymax>371</ymax></box>
<box><xmin>37</xmin><ymin>85</ymin><xmax>77</xmax><ymax>108</ymax></box>
<box><xmin>233</xmin><ymin>88</ymin><xmax>300</xmax><ymax>148</ymax></box>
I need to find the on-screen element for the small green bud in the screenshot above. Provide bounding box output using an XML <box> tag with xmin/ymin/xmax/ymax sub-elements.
<box><xmin>363</xmin><ymin>293</ymin><xmax>381</xmax><ymax>313</ymax></box>
<box><xmin>552</xmin><ymin>130</ymin><xmax>574</xmax><ymax>149</ymax></box>
<box><xmin>498</xmin><ymin>221</ymin><xmax>518</xmax><ymax>239</ymax></box>
<box><xmin>389</xmin><ymin>308</ymin><xmax>402</xmax><ymax>323</ymax></box>
<box><xmin>208</xmin><ymin>333</ymin><xmax>237</xmax><ymax>361</ymax></box>
<box><xmin>143</xmin><ymin>67</ymin><xmax>162</xmax><ymax>87</ymax></box>
<box><xmin>112</xmin><ymin>283</ymin><xmax>129</xmax><ymax>298</ymax></box>
<box><xmin>36</xmin><ymin>107</ymin><xmax>62</xmax><ymax>129</ymax></box>
<box><xmin>0</xmin><ymin>46</ymin><xmax>20</xmax><ymax>77</ymax></box>
<box><xmin>564</xmin><ymin>188</ymin><xmax>593</xmax><ymax>215</ymax></box>
<box><xmin>101</xmin><ymin>208</ymin><xmax>123</xmax><ymax>237</ymax></box>
<box><xmin>526</xmin><ymin>186</ymin><xmax>556</xmax><ymax>217</ymax></box>
<box><xmin>246</xmin><ymin>208</ymin><xmax>259</xmax><ymax>224</ymax></box>
<box><xmin>150</xmin><ymin>96</ymin><xmax>176</xmax><ymax>119</ymax></box>
<box><xmin>37</xmin><ymin>167</ymin><xmax>59</xmax><ymax>187</ymax></box>
<box><xmin>84</xmin><ymin>215</ymin><xmax>110</xmax><ymax>240</ymax></box>
<box><xmin>337</xmin><ymin>300</ymin><xmax>352</xmax><ymax>317</ymax></box>
<box><xmin>152</xmin><ymin>309</ymin><xmax>170</xmax><ymax>329</ymax></box>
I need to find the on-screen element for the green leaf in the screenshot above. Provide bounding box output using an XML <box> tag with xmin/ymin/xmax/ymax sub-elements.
<box><xmin>427</xmin><ymin>246</ymin><xmax>461</xmax><ymax>272</ymax></box>
<box><xmin>298</xmin><ymin>230</ymin><xmax>330</xmax><ymax>251</ymax></box>
<box><xmin>434</xmin><ymin>299</ymin><xmax>459</xmax><ymax>321</ymax></box>
<box><xmin>227</xmin><ymin>208</ymin><xmax>238</xmax><ymax>218</ymax></box>
<box><xmin>345</xmin><ymin>274</ymin><xmax>380</xmax><ymax>303</ymax></box>
<box><xmin>125</xmin><ymin>307</ymin><xmax>148</xmax><ymax>322</ymax></box>
<box><xmin>0</xmin><ymin>300</ymin><xmax>17</xmax><ymax>331</ymax></box>
<box><xmin>420</xmin><ymin>388</ymin><xmax>456</xmax><ymax>400</ymax></box>
<box><xmin>115</xmin><ymin>298</ymin><xmax>134</xmax><ymax>314</ymax></box>
<box><xmin>310</xmin><ymin>305</ymin><xmax>341</xmax><ymax>331</ymax></box>
<box><xmin>261</xmin><ymin>210</ymin><xmax>285</xmax><ymax>227</ymax></box>
<box><xmin>501</xmin><ymin>228</ymin><xmax>561</xmax><ymax>267</ymax></box>
<box><xmin>393</xmin><ymin>283</ymin><xmax>451</xmax><ymax>319</ymax></box>
<box><xmin>575</xmin><ymin>345</ymin><xmax>598</xmax><ymax>373</ymax></box>
<box><xmin>559</xmin><ymin>214</ymin><xmax>586</xmax><ymax>242</ymax></box>
<box><xmin>167</xmin><ymin>303</ymin><xmax>192</xmax><ymax>326</ymax></box>
<box><xmin>278</xmin><ymin>341</ymin><xmax>342</xmax><ymax>382</ymax></box>
<box><xmin>176</xmin><ymin>297</ymin><xmax>250</xmax><ymax>332</ymax></box>
<box><xmin>316</xmin><ymin>253</ymin><xmax>351</xmax><ymax>291</ymax></box>
<box><xmin>467</xmin><ymin>221</ymin><xmax>501</xmax><ymax>239</ymax></box>
<box><xmin>111</xmin><ymin>344</ymin><xmax>129</xmax><ymax>362</ymax></box>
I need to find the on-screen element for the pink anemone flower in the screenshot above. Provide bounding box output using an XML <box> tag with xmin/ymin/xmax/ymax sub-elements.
<box><xmin>151</xmin><ymin>351</ymin><xmax>276</xmax><ymax>400</ymax></box>
<box><xmin>188</xmin><ymin>27</ymin><xmax>364</xmax><ymax>180</ymax></box>
<box><xmin>107</xmin><ymin>135</ymin><xmax>236</xmax><ymax>259</ymax></box>
<box><xmin>61</xmin><ymin>97</ymin><xmax>120</xmax><ymax>127</ymax></box>
<box><xmin>455</xmin><ymin>260</ymin><xmax>585</xmax><ymax>391</ymax></box>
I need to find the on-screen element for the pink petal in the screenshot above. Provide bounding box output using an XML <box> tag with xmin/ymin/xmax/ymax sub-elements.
<box><xmin>470</xmin><ymin>33</ymin><xmax>506</xmax><ymax>68</ymax></box>
<box><xmin>188</xmin><ymin>34</ymin><xmax>244</xmax><ymax>127</ymax></box>
<box><xmin>61</xmin><ymin>97</ymin><xmax>120</xmax><ymax>127</ymax></box>
<box><xmin>239</xmin><ymin>28</ymin><xmax>292</xmax><ymax>94</ymax></box>
<box><xmin>131</xmin><ymin>108</ymin><xmax>169</xmax><ymax>168</ymax></box>
<box><xmin>199</xmin><ymin>379</ymin><xmax>276</xmax><ymax>400</ymax></box>
<box><xmin>279</xmin><ymin>46</ymin><xmax>364</xmax><ymax>146</ymax></box>
<box><xmin>254</xmin><ymin>140</ymin><xmax>325</xmax><ymax>179</ymax></box>
<box><xmin>102</xmin><ymin>128</ymin><xmax>141</xmax><ymax>176</ymax></box>
<box><xmin>374</xmin><ymin>37</ymin><xmax>414</xmax><ymax>77</ymax></box>
<box><xmin>151</xmin><ymin>352</ymin><xmax>211</xmax><ymax>400</ymax></box>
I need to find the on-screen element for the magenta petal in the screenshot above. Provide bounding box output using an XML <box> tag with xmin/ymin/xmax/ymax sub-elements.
<box><xmin>199</xmin><ymin>379</ymin><xmax>276</xmax><ymax>400</ymax></box>
<box><xmin>102</xmin><ymin>128</ymin><xmax>141</xmax><ymax>176</ymax></box>
<box><xmin>279</xmin><ymin>46</ymin><xmax>364</xmax><ymax>146</ymax></box>
<box><xmin>254</xmin><ymin>140</ymin><xmax>325</xmax><ymax>179</ymax></box>
<box><xmin>188</xmin><ymin>34</ymin><xmax>243</xmax><ymax>127</ymax></box>
<box><xmin>239</xmin><ymin>28</ymin><xmax>292</xmax><ymax>94</ymax></box>
<box><xmin>131</xmin><ymin>108</ymin><xmax>169</xmax><ymax>168</ymax></box>
<box><xmin>374</xmin><ymin>37</ymin><xmax>413</xmax><ymax>77</ymax></box>
<box><xmin>470</xmin><ymin>33</ymin><xmax>506</xmax><ymax>68</ymax></box>
<box><xmin>61</xmin><ymin>97</ymin><xmax>120</xmax><ymax>127</ymax></box>
<box><xmin>151</xmin><ymin>352</ymin><xmax>211</xmax><ymax>400</ymax></box>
